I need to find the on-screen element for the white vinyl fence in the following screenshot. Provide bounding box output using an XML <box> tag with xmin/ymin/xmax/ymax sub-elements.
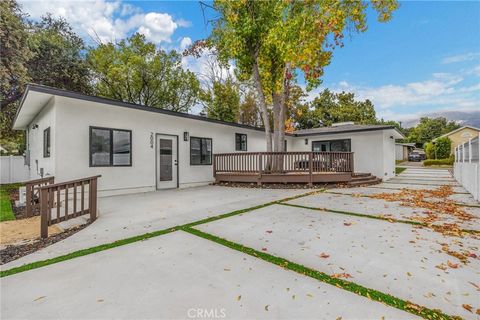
<box><xmin>454</xmin><ymin>133</ymin><xmax>480</xmax><ymax>201</ymax></box>
<box><xmin>0</xmin><ymin>156</ymin><xmax>30</xmax><ymax>184</ymax></box>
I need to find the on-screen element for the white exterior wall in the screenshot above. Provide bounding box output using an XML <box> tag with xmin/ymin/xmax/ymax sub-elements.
<box><xmin>395</xmin><ymin>144</ymin><xmax>404</xmax><ymax>161</ymax></box>
<box><xmin>0</xmin><ymin>156</ymin><xmax>30</xmax><ymax>183</ymax></box>
<box><xmin>26</xmin><ymin>97</ymin><xmax>56</xmax><ymax>180</ymax></box>
<box><xmin>53</xmin><ymin>97</ymin><xmax>268</xmax><ymax>196</ymax></box>
<box><xmin>382</xmin><ymin>130</ymin><xmax>396</xmax><ymax>179</ymax></box>
<box><xmin>291</xmin><ymin>130</ymin><xmax>395</xmax><ymax>180</ymax></box>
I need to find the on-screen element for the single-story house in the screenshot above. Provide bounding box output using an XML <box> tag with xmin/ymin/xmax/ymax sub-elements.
<box><xmin>395</xmin><ymin>142</ymin><xmax>415</xmax><ymax>161</ymax></box>
<box><xmin>433</xmin><ymin>125</ymin><xmax>480</xmax><ymax>155</ymax></box>
<box><xmin>13</xmin><ymin>84</ymin><xmax>404</xmax><ymax>196</ymax></box>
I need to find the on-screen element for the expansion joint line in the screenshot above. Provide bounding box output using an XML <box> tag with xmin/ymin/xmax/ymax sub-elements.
<box><xmin>181</xmin><ymin>226</ymin><xmax>457</xmax><ymax>320</ymax></box>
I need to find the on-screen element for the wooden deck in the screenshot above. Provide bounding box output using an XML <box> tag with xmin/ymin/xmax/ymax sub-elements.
<box><xmin>214</xmin><ymin>152</ymin><xmax>354</xmax><ymax>185</ymax></box>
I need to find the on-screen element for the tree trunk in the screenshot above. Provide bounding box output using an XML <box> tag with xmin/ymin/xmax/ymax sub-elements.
<box><xmin>252</xmin><ymin>58</ymin><xmax>272</xmax><ymax>154</ymax></box>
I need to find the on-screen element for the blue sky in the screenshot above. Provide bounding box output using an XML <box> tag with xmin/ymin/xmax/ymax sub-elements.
<box><xmin>20</xmin><ymin>0</ymin><xmax>480</xmax><ymax>126</ymax></box>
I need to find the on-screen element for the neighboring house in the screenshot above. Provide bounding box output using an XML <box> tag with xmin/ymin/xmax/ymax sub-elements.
<box><xmin>395</xmin><ymin>142</ymin><xmax>415</xmax><ymax>161</ymax></box>
<box><xmin>13</xmin><ymin>84</ymin><xmax>404</xmax><ymax>196</ymax></box>
<box><xmin>433</xmin><ymin>126</ymin><xmax>480</xmax><ymax>155</ymax></box>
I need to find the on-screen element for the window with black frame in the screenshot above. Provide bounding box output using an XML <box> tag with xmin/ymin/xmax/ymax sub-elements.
<box><xmin>43</xmin><ymin>127</ymin><xmax>50</xmax><ymax>157</ymax></box>
<box><xmin>235</xmin><ymin>133</ymin><xmax>247</xmax><ymax>151</ymax></box>
<box><xmin>90</xmin><ymin>127</ymin><xmax>132</xmax><ymax>167</ymax></box>
<box><xmin>312</xmin><ymin>139</ymin><xmax>351</xmax><ymax>152</ymax></box>
<box><xmin>190</xmin><ymin>137</ymin><xmax>212</xmax><ymax>165</ymax></box>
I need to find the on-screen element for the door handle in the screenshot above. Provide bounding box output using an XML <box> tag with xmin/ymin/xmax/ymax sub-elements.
<box><xmin>174</xmin><ymin>160</ymin><xmax>178</xmax><ymax>165</ymax></box>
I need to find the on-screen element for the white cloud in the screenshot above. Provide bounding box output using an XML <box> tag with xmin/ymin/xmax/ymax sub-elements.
<box><xmin>19</xmin><ymin>0</ymin><xmax>187</xmax><ymax>44</ymax></box>
<box><xmin>332</xmin><ymin>70</ymin><xmax>479</xmax><ymax>112</ymax></box>
<box><xmin>137</xmin><ymin>12</ymin><xmax>177</xmax><ymax>43</ymax></box>
<box><xmin>179</xmin><ymin>37</ymin><xmax>192</xmax><ymax>51</ymax></box>
<box><xmin>442</xmin><ymin>52</ymin><xmax>480</xmax><ymax>64</ymax></box>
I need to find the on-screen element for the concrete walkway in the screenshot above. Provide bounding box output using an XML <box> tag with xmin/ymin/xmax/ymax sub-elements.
<box><xmin>2</xmin><ymin>186</ymin><xmax>307</xmax><ymax>270</ymax></box>
<box><xmin>2</xmin><ymin>168</ymin><xmax>478</xmax><ymax>319</ymax></box>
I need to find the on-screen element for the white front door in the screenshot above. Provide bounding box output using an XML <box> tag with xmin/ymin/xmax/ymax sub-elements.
<box><xmin>156</xmin><ymin>134</ymin><xmax>178</xmax><ymax>189</ymax></box>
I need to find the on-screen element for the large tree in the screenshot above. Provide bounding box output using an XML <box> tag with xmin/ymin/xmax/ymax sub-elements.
<box><xmin>294</xmin><ymin>89</ymin><xmax>377</xmax><ymax>129</ymax></box>
<box><xmin>201</xmin><ymin>78</ymin><xmax>240</xmax><ymax>122</ymax></box>
<box><xmin>88</xmin><ymin>33</ymin><xmax>200</xmax><ymax>112</ymax></box>
<box><xmin>407</xmin><ymin>117</ymin><xmax>460</xmax><ymax>146</ymax></box>
<box><xmin>1</xmin><ymin>2</ymin><xmax>93</xmax><ymax>150</ymax></box>
<box><xmin>207</xmin><ymin>0</ymin><xmax>398</xmax><ymax>152</ymax></box>
<box><xmin>27</xmin><ymin>14</ymin><xmax>92</xmax><ymax>94</ymax></box>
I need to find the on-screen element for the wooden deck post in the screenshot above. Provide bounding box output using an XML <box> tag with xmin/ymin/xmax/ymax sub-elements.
<box><xmin>40</xmin><ymin>188</ymin><xmax>49</xmax><ymax>238</ymax></box>
<box><xmin>26</xmin><ymin>183</ymin><xmax>32</xmax><ymax>217</ymax></box>
<box><xmin>257</xmin><ymin>153</ymin><xmax>263</xmax><ymax>186</ymax></box>
<box><xmin>89</xmin><ymin>177</ymin><xmax>98</xmax><ymax>222</ymax></box>
<box><xmin>308</xmin><ymin>152</ymin><xmax>313</xmax><ymax>186</ymax></box>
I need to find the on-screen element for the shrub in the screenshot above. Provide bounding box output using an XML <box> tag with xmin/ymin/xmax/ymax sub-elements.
<box><xmin>423</xmin><ymin>158</ymin><xmax>454</xmax><ymax>166</ymax></box>
<box><xmin>424</xmin><ymin>142</ymin><xmax>435</xmax><ymax>159</ymax></box>
<box><xmin>434</xmin><ymin>137</ymin><xmax>451</xmax><ymax>159</ymax></box>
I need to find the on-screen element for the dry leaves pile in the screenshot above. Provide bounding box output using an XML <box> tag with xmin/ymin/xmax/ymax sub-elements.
<box><xmin>370</xmin><ymin>186</ymin><xmax>476</xmax><ymax>237</ymax></box>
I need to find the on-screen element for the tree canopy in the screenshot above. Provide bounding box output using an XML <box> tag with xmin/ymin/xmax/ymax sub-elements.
<box><xmin>88</xmin><ymin>33</ymin><xmax>200</xmax><ymax>112</ymax></box>
<box><xmin>208</xmin><ymin>0</ymin><xmax>399</xmax><ymax>152</ymax></box>
<box><xmin>407</xmin><ymin>117</ymin><xmax>460</xmax><ymax>146</ymax></box>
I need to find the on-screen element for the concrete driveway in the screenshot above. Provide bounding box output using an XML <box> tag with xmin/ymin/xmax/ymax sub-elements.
<box><xmin>2</xmin><ymin>169</ymin><xmax>479</xmax><ymax>319</ymax></box>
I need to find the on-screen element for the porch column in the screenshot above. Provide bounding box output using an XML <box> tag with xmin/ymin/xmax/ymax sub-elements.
<box><xmin>468</xmin><ymin>139</ymin><xmax>472</xmax><ymax>163</ymax></box>
<box><xmin>462</xmin><ymin>144</ymin><xmax>465</xmax><ymax>162</ymax></box>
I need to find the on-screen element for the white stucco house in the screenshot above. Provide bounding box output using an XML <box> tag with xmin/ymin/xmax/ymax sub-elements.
<box><xmin>13</xmin><ymin>84</ymin><xmax>404</xmax><ymax>196</ymax></box>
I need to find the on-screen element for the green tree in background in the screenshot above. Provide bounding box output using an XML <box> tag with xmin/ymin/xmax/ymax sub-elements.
<box><xmin>88</xmin><ymin>33</ymin><xmax>200</xmax><ymax>112</ymax></box>
<box><xmin>27</xmin><ymin>14</ymin><xmax>92</xmax><ymax>94</ymax></box>
<box><xmin>293</xmin><ymin>89</ymin><xmax>378</xmax><ymax>129</ymax></box>
<box><xmin>0</xmin><ymin>0</ymin><xmax>31</xmax><ymax>109</ymax></box>
<box><xmin>208</xmin><ymin>0</ymin><xmax>398</xmax><ymax>152</ymax></box>
<box><xmin>1</xmin><ymin>2</ymin><xmax>93</xmax><ymax>152</ymax></box>
<box><xmin>407</xmin><ymin>117</ymin><xmax>460</xmax><ymax>146</ymax></box>
<box><xmin>201</xmin><ymin>79</ymin><xmax>240</xmax><ymax>122</ymax></box>
<box><xmin>434</xmin><ymin>137</ymin><xmax>452</xmax><ymax>159</ymax></box>
<box><xmin>238</xmin><ymin>90</ymin><xmax>261</xmax><ymax>126</ymax></box>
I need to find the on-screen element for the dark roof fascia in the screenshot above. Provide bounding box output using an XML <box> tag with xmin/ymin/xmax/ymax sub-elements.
<box><xmin>16</xmin><ymin>84</ymin><xmax>268</xmax><ymax>133</ymax></box>
<box><xmin>292</xmin><ymin>126</ymin><xmax>403</xmax><ymax>137</ymax></box>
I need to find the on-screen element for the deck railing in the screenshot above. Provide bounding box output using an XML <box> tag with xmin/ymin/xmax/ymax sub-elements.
<box><xmin>214</xmin><ymin>152</ymin><xmax>354</xmax><ymax>175</ymax></box>
<box><xmin>25</xmin><ymin>176</ymin><xmax>55</xmax><ymax>217</ymax></box>
<box><xmin>38</xmin><ymin>175</ymin><xmax>101</xmax><ymax>238</ymax></box>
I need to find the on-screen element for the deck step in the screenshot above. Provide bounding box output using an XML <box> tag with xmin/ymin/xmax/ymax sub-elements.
<box><xmin>348</xmin><ymin>177</ymin><xmax>382</xmax><ymax>187</ymax></box>
<box><xmin>347</xmin><ymin>173</ymin><xmax>381</xmax><ymax>187</ymax></box>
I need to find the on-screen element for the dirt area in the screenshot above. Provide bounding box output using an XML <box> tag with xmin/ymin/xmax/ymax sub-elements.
<box><xmin>0</xmin><ymin>224</ymin><xmax>88</xmax><ymax>264</ymax></box>
<box><xmin>0</xmin><ymin>216</ymin><xmax>62</xmax><ymax>246</ymax></box>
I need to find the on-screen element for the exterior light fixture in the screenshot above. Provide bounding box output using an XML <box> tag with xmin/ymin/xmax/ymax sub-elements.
<box><xmin>305</xmin><ymin>138</ymin><xmax>308</xmax><ymax>145</ymax></box>
<box><xmin>32</xmin><ymin>124</ymin><xmax>39</xmax><ymax>129</ymax></box>
<box><xmin>184</xmin><ymin>132</ymin><xmax>189</xmax><ymax>141</ymax></box>
<box><xmin>150</xmin><ymin>133</ymin><xmax>154</xmax><ymax>148</ymax></box>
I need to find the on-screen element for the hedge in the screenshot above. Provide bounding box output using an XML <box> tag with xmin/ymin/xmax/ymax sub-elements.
<box><xmin>423</xmin><ymin>158</ymin><xmax>453</xmax><ymax>166</ymax></box>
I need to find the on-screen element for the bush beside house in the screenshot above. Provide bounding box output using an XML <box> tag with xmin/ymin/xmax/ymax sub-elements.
<box><xmin>424</xmin><ymin>137</ymin><xmax>451</xmax><ymax>160</ymax></box>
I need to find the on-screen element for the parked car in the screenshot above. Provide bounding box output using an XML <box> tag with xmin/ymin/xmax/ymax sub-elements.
<box><xmin>408</xmin><ymin>152</ymin><xmax>422</xmax><ymax>162</ymax></box>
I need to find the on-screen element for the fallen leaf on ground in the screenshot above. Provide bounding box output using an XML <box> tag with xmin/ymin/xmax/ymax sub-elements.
<box><xmin>462</xmin><ymin>304</ymin><xmax>473</xmax><ymax>312</ymax></box>
<box><xmin>447</xmin><ymin>260</ymin><xmax>459</xmax><ymax>269</ymax></box>
<box><xmin>319</xmin><ymin>252</ymin><xmax>330</xmax><ymax>258</ymax></box>
<box><xmin>343</xmin><ymin>222</ymin><xmax>352</xmax><ymax>226</ymax></box>
<box><xmin>33</xmin><ymin>296</ymin><xmax>46</xmax><ymax>302</ymax></box>
<box><xmin>261</xmin><ymin>248</ymin><xmax>268</xmax><ymax>251</ymax></box>
<box><xmin>266</xmin><ymin>230</ymin><xmax>273</xmax><ymax>233</ymax></box>
<box><xmin>237</xmin><ymin>295</ymin><xmax>241</xmax><ymax>301</ymax></box>
<box><xmin>224</xmin><ymin>268</ymin><xmax>231</xmax><ymax>271</ymax></box>
<box><xmin>264</xmin><ymin>305</ymin><xmax>269</xmax><ymax>311</ymax></box>
<box><xmin>331</xmin><ymin>273</ymin><xmax>353</xmax><ymax>279</ymax></box>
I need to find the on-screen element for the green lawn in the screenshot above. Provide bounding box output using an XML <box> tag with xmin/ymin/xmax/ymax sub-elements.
<box><xmin>0</xmin><ymin>184</ymin><xmax>22</xmax><ymax>222</ymax></box>
<box><xmin>395</xmin><ymin>167</ymin><xmax>406</xmax><ymax>175</ymax></box>
<box><xmin>395</xmin><ymin>160</ymin><xmax>405</xmax><ymax>165</ymax></box>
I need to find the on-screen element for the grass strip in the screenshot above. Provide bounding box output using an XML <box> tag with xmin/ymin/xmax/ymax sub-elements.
<box><xmin>182</xmin><ymin>226</ymin><xmax>458</xmax><ymax>320</ymax></box>
<box><xmin>0</xmin><ymin>184</ymin><xmax>22</xmax><ymax>222</ymax></box>
<box><xmin>395</xmin><ymin>167</ymin><xmax>407</xmax><ymax>175</ymax></box>
<box><xmin>0</xmin><ymin>227</ymin><xmax>177</xmax><ymax>278</ymax></box>
<box><xmin>325</xmin><ymin>191</ymin><xmax>480</xmax><ymax>208</ymax></box>
<box><xmin>1</xmin><ymin>190</ymin><xmax>319</xmax><ymax>278</ymax></box>
<box><xmin>280</xmin><ymin>203</ymin><xmax>479</xmax><ymax>235</ymax></box>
